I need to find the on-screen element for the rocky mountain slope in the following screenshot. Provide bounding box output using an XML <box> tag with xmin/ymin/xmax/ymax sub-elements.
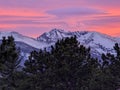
<box><xmin>38</xmin><ymin>29</ymin><xmax>120</xmax><ymax>57</ymax></box>
<box><xmin>0</xmin><ymin>29</ymin><xmax>120</xmax><ymax>63</ymax></box>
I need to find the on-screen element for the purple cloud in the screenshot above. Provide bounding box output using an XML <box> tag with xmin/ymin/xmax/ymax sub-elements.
<box><xmin>47</xmin><ymin>7</ymin><xmax>107</xmax><ymax>17</ymax></box>
<box><xmin>85</xmin><ymin>0</ymin><xmax>120</xmax><ymax>8</ymax></box>
<box><xmin>83</xmin><ymin>15</ymin><xmax>120</xmax><ymax>26</ymax></box>
<box><xmin>0</xmin><ymin>19</ymin><xmax>66</xmax><ymax>25</ymax></box>
<box><xmin>0</xmin><ymin>15</ymin><xmax>48</xmax><ymax>19</ymax></box>
<box><xmin>0</xmin><ymin>0</ymin><xmax>81</xmax><ymax>9</ymax></box>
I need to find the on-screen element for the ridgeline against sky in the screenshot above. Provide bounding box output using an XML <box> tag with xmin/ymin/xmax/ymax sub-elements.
<box><xmin>0</xmin><ymin>0</ymin><xmax>119</xmax><ymax>37</ymax></box>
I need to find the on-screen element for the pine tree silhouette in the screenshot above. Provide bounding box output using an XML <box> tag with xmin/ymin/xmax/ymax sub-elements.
<box><xmin>0</xmin><ymin>36</ymin><xmax>21</xmax><ymax>90</ymax></box>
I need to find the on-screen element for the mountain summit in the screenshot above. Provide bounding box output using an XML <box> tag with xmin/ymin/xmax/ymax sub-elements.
<box><xmin>0</xmin><ymin>29</ymin><xmax>120</xmax><ymax>59</ymax></box>
<box><xmin>0</xmin><ymin>31</ymin><xmax>48</xmax><ymax>49</ymax></box>
<box><xmin>37</xmin><ymin>29</ymin><xmax>72</xmax><ymax>43</ymax></box>
<box><xmin>37</xmin><ymin>29</ymin><xmax>120</xmax><ymax>57</ymax></box>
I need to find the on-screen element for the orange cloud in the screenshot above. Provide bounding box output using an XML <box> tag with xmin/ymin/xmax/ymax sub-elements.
<box><xmin>0</xmin><ymin>24</ymin><xmax>16</xmax><ymax>29</ymax></box>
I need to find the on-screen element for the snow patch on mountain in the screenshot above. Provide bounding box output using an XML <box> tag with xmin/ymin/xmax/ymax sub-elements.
<box><xmin>37</xmin><ymin>29</ymin><xmax>72</xmax><ymax>44</ymax></box>
<box><xmin>0</xmin><ymin>31</ymin><xmax>49</xmax><ymax>49</ymax></box>
<box><xmin>37</xmin><ymin>29</ymin><xmax>120</xmax><ymax>56</ymax></box>
<box><xmin>0</xmin><ymin>29</ymin><xmax>120</xmax><ymax>59</ymax></box>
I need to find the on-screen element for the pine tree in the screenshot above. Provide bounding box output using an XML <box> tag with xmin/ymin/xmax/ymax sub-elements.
<box><xmin>23</xmin><ymin>49</ymin><xmax>52</xmax><ymax>90</ymax></box>
<box><xmin>23</xmin><ymin>36</ymin><xmax>99</xmax><ymax>90</ymax></box>
<box><xmin>0</xmin><ymin>36</ymin><xmax>21</xmax><ymax>90</ymax></box>
<box><xmin>49</xmin><ymin>36</ymin><xmax>99</xmax><ymax>90</ymax></box>
<box><xmin>99</xmin><ymin>43</ymin><xmax>120</xmax><ymax>90</ymax></box>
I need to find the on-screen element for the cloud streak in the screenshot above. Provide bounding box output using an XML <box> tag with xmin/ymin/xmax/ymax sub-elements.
<box><xmin>47</xmin><ymin>7</ymin><xmax>107</xmax><ymax>17</ymax></box>
<box><xmin>83</xmin><ymin>15</ymin><xmax>120</xmax><ymax>26</ymax></box>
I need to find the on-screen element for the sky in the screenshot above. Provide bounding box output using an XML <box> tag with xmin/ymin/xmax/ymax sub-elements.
<box><xmin>0</xmin><ymin>0</ymin><xmax>120</xmax><ymax>37</ymax></box>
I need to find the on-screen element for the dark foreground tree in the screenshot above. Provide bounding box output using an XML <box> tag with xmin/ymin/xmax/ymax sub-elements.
<box><xmin>0</xmin><ymin>37</ymin><xmax>120</xmax><ymax>90</ymax></box>
<box><xmin>49</xmin><ymin>36</ymin><xmax>100</xmax><ymax>90</ymax></box>
<box><xmin>2</xmin><ymin>36</ymin><xmax>119</xmax><ymax>90</ymax></box>
<box><xmin>23</xmin><ymin>50</ymin><xmax>52</xmax><ymax>90</ymax></box>
<box><xmin>0</xmin><ymin>36</ymin><xmax>21</xmax><ymax>90</ymax></box>
<box><xmin>101</xmin><ymin>43</ymin><xmax>120</xmax><ymax>90</ymax></box>
<box><xmin>23</xmin><ymin>36</ymin><xmax>99</xmax><ymax>90</ymax></box>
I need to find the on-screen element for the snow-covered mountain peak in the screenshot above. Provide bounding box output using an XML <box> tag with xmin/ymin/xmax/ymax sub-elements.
<box><xmin>50</xmin><ymin>28</ymin><xmax>67</xmax><ymax>33</ymax></box>
<box><xmin>0</xmin><ymin>31</ymin><xmax>21</xmax><ymax>38</ymax></box>
<box><xmin>37</xmin><ymin>29</ymin><xmax>112</xmax><ymax>44</ymax></box>
<box><xmin>37</xmin><ymin>29</ymin><xmax>72</xmax><ymax>43</ymax></box>
<box><xmin>37</xmin><ymin>29</ymin><xmax>120</xmax><ymax>56</ymax></box>
<box><xmin>1</xmin><ymin>29</ymin><xmax>120</xmax><ymax>63</ymax></box>
<box><xmin>0</xmin><ymin>29</ymin><xmax>120</xmax><ymax>59</ymax></box>
<box><xmin>0</xmin><ymin>31</ymin><xmax>49</xmax><ymax>49</ymax></box>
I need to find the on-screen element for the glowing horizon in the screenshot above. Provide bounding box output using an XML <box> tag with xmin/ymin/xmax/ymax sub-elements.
<box><xmin>0</xmin><ymin>0</ymin><xmax>119</xmax><ymax>37</ymax></box>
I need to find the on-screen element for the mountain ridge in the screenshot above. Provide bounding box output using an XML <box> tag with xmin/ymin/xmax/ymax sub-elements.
<box><xmin>0</xmin><ymin>29</ymin><xmax>119</xmax><ymax>59</ymax></box>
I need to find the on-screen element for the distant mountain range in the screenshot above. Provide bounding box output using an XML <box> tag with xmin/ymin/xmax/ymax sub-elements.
<box><xmin>0</xmin><ymin>29</ymin><xmax>120</xmax><ymax>64</ymax></box>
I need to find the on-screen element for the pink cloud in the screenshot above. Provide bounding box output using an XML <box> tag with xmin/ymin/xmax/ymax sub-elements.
<box><xmin>0</xmin><ymin>0</ymin><xmax>119</xmax><ymax>37</ymax></box>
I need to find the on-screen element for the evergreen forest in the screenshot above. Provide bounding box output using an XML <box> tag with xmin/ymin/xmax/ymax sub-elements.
<box><xmin>0</xmin><ymin>36</ymin><xmax>120</xmax><ymax>90</ymax></box>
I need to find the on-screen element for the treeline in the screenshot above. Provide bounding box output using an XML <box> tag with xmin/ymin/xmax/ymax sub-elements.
<box><xmin>0</xmin><ymin>36</ymin><xmax>120</xmax><ymax>90</ymax></box>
